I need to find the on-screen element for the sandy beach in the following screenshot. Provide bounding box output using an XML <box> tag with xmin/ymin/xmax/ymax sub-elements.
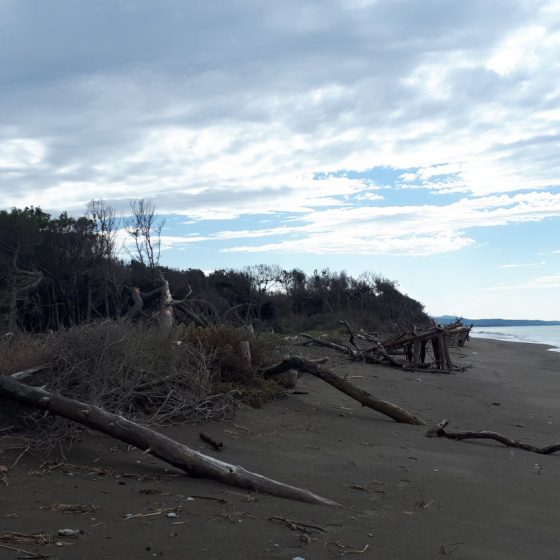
<box><xmin>2</xmin><ymin>337</ymin><xmax>560</xmax><ymax>559</ymax></box>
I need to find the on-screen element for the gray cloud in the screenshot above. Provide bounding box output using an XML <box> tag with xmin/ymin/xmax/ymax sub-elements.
<box><xmin>1</xmin><ymin>0</ymin><xmax>559</xmax><ymax>229</ymax></box>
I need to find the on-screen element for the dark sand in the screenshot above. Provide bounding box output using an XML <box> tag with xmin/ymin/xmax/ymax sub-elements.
<box><xmin>2</xmin><ymin>338</ymin><xmax>560</xmax><ymax>559</ymax></box>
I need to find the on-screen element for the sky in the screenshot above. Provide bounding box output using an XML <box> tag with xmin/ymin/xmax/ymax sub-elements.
<box><xmin>1</xmin><ymin>0</ymin><xmax>560</xmax><ymax>320</ymax></box>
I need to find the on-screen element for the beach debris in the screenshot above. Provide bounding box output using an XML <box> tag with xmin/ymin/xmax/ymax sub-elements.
<box><xmin>188</xmin><ymin>495</ymin><xmax>227</xmax><ymax>503</ymax></box>
<box><xmin>43</xmin><ymin>503</ymin><xmax>98</xmax><ymax>514</ymax></box>
<box><xmin>301</xmin><ymin>319</ymin><xmax>472</xmax><ymax>373</ymax></box>
<box><xmin>218</xmin><ymin>505</ymin><xmax>253</xmax><ymax>523</ymax></box>
<box><xmin>0</xmin><ymin>464</ymin><xmax>7</xmax><ymax>486</ymax></box>
<box><xmin>0</xmin><ymin>371</ymin><xmax>339</xmax><ymax>506</ymax></box>
<box><xmin>261</xmin><ymin>356</ymin><xmax>424</xmax><ymax>425</ymax></box>
<box><xmin>226</xmin><ymin>490</ymin><xmax>258</xmax><ymax>503</ymax></box>
<box><xmin>268</xmin><ymin>516</ymin><xmax>326</xmax><ymax>534</ymax></box>
<box><xmin>349</xmin><ymin>483</ymin><xmax>371</xmax><ymax>492</ymax></box>
<box><xmin>199</xmin><ymin>431</ymin><xmax>224</xmax><ymax>451</ymax></box>
<box><xmin>0</xmin><ymin>532</ymin><xmax>51</xmax><ymax>545</ymax></box>
<box><xmin>427</xmin><ymin>419</ymin><xmax>560</xmax><ymax>455</ymax></box>
<box><xmin>134</xmin><ymin>488</ymin><xmax>166</xmax><ymax>495</ymax></box>
<box><xmin>57</xmin><ymin>529</ymin><xmax>81</xmax><ymax>537</ymax></box>
<box><xmin>328</xmin><ymin>541</ymin><xmax>370</xmax><ymax>556</ymax></box>
<box><xmin>0</xmin><ymin>543</ymin><xmax>52</xmax><ymax>559</ymax></box>
<box><xmin>125</xmin><ymin>507</ymin><xmax>181</xmax><ymax>520</ymax></box>
<box><xmin>415</xmin><ymin>494</ymin><xmax>434</xmax><ymax>509</ymax></box>
<box><xmin>439</xmin><ymin>541</ymin><xmax>465</xmax><ymax>555</ymax></box>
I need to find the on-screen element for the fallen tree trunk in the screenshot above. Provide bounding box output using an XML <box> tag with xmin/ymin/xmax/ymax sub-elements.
<box><xmin>261</xmin><ymin>356</ymin><xmax>424</xmax><ymax>425</ymax></box>
<box><xmin>0</xmin><ymin>374</ymin><xmax>338</xmax><ymax>506</ymax></box>
<box><xmin>426</xmin><ymin>419</ymin><xmax>560</xmax><ymax>455</ymax></box>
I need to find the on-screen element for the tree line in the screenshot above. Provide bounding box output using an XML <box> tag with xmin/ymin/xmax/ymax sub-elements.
<box><xmin>0</xmin><ymin>201</ymin><xmax>430</xmax><ymax>333</ymax></box>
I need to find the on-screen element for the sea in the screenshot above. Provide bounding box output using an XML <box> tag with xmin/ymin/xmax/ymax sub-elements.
<box><xmin>470</xmin><ymin>325</ymin><xmax>560</xmax><ymax>352</ymax></box>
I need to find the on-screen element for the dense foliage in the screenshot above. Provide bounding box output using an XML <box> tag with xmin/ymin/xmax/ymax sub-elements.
<box><xmin>0</xmin><ymin>204</ymin><xmax>430</xmax><ymax>334</ymax></box>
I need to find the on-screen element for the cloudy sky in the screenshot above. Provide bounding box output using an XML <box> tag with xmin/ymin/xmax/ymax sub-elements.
<box><xmin>2</xmin><ymin>0</ymin><xmax>560</xmax><ymax>319</ymax></box>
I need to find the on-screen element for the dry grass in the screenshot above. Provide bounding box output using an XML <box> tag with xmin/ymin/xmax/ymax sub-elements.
<box><xmin>0</xmin><ymin>333</ymin><xmax>49</xmax><ymax>376</ymax></box>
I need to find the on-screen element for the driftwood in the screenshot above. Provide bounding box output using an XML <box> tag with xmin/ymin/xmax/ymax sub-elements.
<box><xmin>341</xmin><ymin>321</ymin><xmax>404</xmax><ymax>368</ymax></box>
<box><xmin>427</xmin><ymin>419</ymin><xmax>560</xmax><ymax>455</ymax></box>
<box><xmin>301</xmin><ymin>329</ymin><xmax>402</xmax><ymax>368</ymax></box>
<box><xmin>199</xmin><ymin>432</ymin><xmax>224</xmax><ymax>451</ymax></box>
<box><xmin>300</xmin><ymin>333</ymin><xmax>359</xmax><ymax>358</ymax></box>
<box><xmin>0</xmin><ymin>372</ymin><xmax>338</xmax><ymax>506</ymax></box>
<box><xmin>125</xmin><ymin>272</ymin><xmax>194</xmax><ymax>327</ymax></box>
<box><xmin>303</xmin><ymin>320</ymin><xmax>472</xmax><ymax>373</ymax></box>
<box><xmin>261</xmin><ymin>356</ymin><xmax>424</xmax><ymax>425</ymax></box>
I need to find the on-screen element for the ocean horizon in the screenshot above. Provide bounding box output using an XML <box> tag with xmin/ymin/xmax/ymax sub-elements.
<box><xmin>470</xmin><ymin>325</ymin><xmax>560</xmax><ymax>352</ymax></box>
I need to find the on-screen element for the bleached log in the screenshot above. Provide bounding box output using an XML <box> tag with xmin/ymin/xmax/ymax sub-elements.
<box><xmin>0</xmin><ymin>374</ymin><xmax>338</xmax><ymax>506</ymax></box>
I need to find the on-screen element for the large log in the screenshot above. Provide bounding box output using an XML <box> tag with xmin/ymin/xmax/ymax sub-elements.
<box><xmin>0</xmin><ymin>374</ymin><xmax>338</xmax><ymax>506</ymax></box>
<box><xmin>261</xmin><ymin>356</ymin><xmax>424</xmax><ymax>425</ymax></box>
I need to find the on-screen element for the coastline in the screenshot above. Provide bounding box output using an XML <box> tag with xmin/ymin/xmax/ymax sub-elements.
<box><xmin>2</xmin><ymin>337</ymin><xmax>560</xmax><ymax>559</ymax></box>
<box><xmin>470</xmin><ymin>326</ymin><xmax>560</xmax><ymax>352</ymax></box>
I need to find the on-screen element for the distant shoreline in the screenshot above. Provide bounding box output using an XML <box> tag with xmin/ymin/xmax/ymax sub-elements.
<box><xmin>433</xmin><ymin>315</ymin><xmax>560</xmax><ymax>327</ymax></box>
<box><xmin>470</xmin><ymin>325</ymin><xmax>560</xmax><ymax>352</ymax></box>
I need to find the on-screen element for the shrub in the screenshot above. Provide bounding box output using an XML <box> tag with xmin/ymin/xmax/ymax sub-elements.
<box><xmin>0</xmin><ymin>321</ymin><xmax>285</xmax><ymax>451</ymax></box>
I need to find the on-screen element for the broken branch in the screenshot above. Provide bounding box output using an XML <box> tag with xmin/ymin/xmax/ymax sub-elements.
<box><xmin>427</xmin><ymin>419</ymin><xmax>560</xmax><ymax>454</ymax></box>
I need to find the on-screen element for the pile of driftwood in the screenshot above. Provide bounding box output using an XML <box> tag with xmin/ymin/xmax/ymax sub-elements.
<box><xmin>302</xmin><ymin>320</ymin><xmax>472</xmax><ymax>373</ymax></box>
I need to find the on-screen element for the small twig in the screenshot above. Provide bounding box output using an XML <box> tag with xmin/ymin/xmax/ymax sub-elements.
<box><xmin>124</xmin><ymin>507</ymin><xmax>179</xmax><ymax>520</ymax></box>
<box><xmin>439</xmin><ymin>541</ymin><xmax>465</xmax><ymax>555</ymax></box>
<box><xmin>10</xmin><ymin>442</ymin><xmax>31</xmax><ymax>470</ymax></box>
<box><xmin>0</xmin><ymin>543</ymin><xmax>51</xmax><ymax>559</ymax></box>
<box><xmin>199</xmin><ymin>432</ymin><xmax>224</xmax><ymax>451</ymax></box>
<box><xmin>268</xmin><ymin>516</ymin><xmax>326</xmax><ymax>534</ymax></box>
<box><xmin>329</xmin><ymin>541</ymin><xmax>370</xmax><ymax>556</ymax></box>
<box><xmin>189</xmin><ymin>495</ymin><xmax>228</xmax><ymax>503</ymax></box>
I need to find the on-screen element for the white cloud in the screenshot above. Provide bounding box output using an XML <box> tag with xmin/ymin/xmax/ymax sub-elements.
<box><xmin>499</xmin><ymin>261</ymin><xmax>547</xmax><ymax>269</ymax></box>
<box><xmin>0</xmin><ymin>139</ymin><xmax>46</xmax><ymax>169</ymax></box>
<box><xmin>0</xmin><ymin>0</ymin><xmax>559</xmax><ymax>264</ymax></box>
<box><xmin>485</xmin><ymin>274</ymin><xmax>560</xmax><ymax>290</ymax></box>
<box><xmin>222</xmin><ymin>191</ymin><xmax>560</xmax><ymax>256</ymax></box>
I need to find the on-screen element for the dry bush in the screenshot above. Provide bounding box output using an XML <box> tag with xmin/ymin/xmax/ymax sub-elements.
<box><xmin>0</xmin><ymin>333</ymin><xmax>49</xmax><ymax>376</ymax></box>
<box><xmin>46</xmin><ymin>321</ymin><xmax>234</xmax><ymax>424</ymax></box>
<box><xmin>1</xmin><ymin>322</ymin><xmax>285</xmax><ymax>452</ymax></box>
<box><xmin>182</xmin><ymin>325</ymin><xmax>277</xmax><ymax>384</ymax></box>
<box><xmin>181</xmin><ymin>325</ymin><xmax>285</xmax><ymax>408</ymax></box>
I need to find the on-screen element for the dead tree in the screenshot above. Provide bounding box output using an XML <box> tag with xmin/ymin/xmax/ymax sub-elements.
<box><xmin>1</xmin><ymin>244</ymin><xmax>43</xmax><ymax>331</ymax></box>
<box><xmin>0</xmin><ymin>370</ymin><xmax>338</xmax><ymax>506</ymax></box>
<box><xmin>125</xmin><ymin>272</ymin><xmax>192</xmax><ymax>327</ymax></box>
<box><xmin>261</xmin><ymin>356</ymin><xmax>424</xmax><ymax>425</ymax></box>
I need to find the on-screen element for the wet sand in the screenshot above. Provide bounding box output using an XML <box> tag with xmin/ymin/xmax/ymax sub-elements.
<box><xmin>2</xmin><ymin>338</ymin><xmax>560</xmax><ymax>559</ymax></box>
